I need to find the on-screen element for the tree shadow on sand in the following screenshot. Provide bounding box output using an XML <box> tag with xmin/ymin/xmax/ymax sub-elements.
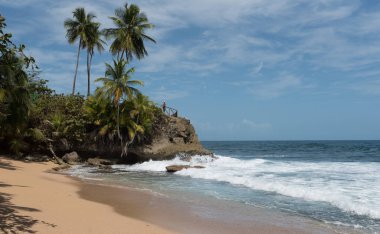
<box><xmin>0</xmin><ymin>190</ymin><xmax>40</xmax><ymax>233</ymax></box>
<box><xmin>0</xmin><ymin>159</ymin><xmax>18</xmax><ymax>170</ymax></box>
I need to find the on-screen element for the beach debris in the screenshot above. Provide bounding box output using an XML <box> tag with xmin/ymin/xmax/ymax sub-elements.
<box><xmin>166</xmin><ymin>165</ymin><xmax>205</xmax><ymax>173</ymax></box>
<box><xmin>62</xmin><ymin>151</ymin><xmax>81</xmax><ymax>165</ymax></box>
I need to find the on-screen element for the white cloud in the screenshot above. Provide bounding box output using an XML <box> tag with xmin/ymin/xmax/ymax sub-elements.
<box><xmin>249</xmin><ymin>74</ymin><xmax>303</xmax><ymax>99</ymax></box>
<box><xmin>148</xmin><ymin>86</ymin><xmax>188</xmax><ymax>101</ymax></box>
<box><xmin>347</xmin><ymin>80</ymin><xmax>380</xmax><ymax>96</ymax></box>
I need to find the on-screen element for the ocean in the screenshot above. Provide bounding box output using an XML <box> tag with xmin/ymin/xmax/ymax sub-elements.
<box><xmin>68</xmin><ymin>141</ymin><xmax>380</xmax><ymax>233</ymax></box>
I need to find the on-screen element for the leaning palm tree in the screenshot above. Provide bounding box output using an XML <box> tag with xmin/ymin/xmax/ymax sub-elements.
<box><xmin>104</xmin><ymin>3</ymin><xmax>156</xmax><ymax>61</ymax></box>
<box><xmin>85</xmin><ymin>23</ymin><xmax>105</xmax><ymax>96</ymax></box>
<box><xmin>64</xmin><ymin>8</ymin><xmax>96</xmax><ymax>95</ymax></box>
<box><xmin>95</xmin><ymin>59</ymin><xmax>143</xmax><ymax>156</ymax></box>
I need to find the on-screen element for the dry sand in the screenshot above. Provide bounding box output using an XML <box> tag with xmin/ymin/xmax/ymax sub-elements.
<box><xmin>0</xmin><ymin>156</ymin><xmax>174</xmax><ymax>234</ymax></box>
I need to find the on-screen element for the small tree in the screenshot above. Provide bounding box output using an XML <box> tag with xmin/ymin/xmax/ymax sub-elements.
<box><xmin>95</xmin><ymin>59</ymin><xmax>143</xmax><ymax>156</ymax></box>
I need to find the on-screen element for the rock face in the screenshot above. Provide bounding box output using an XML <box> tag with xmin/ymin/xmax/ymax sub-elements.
<box><xmin>128</xmin><ymin>115</ymin><xmax>211</xmax><ymax>162</ymax></box>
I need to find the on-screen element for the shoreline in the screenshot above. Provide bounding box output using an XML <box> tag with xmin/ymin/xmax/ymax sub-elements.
<box><xmin>0</xmin><ymin>156</ymin><xmax>174</xmax><ymax>233</ymax></box>
<box><xmin>1</xmin><ymin>156</ymin><xmax>361</xmax><ymax>233</ymax></box>
<box><xmin>75</xmin><ymin>178</ymin><xmax>343</xmax><ymax>234</ymax></box>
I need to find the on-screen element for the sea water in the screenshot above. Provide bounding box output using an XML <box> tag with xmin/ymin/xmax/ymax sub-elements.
<box><xmin>68</xmin><ymin>141</ymin><xmax>380</xmax><ymax>233</ymax></box>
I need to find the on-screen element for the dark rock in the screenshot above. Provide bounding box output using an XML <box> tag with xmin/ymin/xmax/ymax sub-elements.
<box><xmin>87</xmin><ymin>158</ymin><xmax>113</xmax><ymax>166</ymax></box>
<box><xmin>166</xmin><ymin>164</ymin><xmax>205</xmax><ymax>173</ymax></box>
<box><xmin>62</xmin><ymin>151</ymin><xmax>80</xmax><ymax>164</ymax></box>
<box><xmin>166</xmin><ymin>165</ymin><xmax>190</xmax><ymax>172</ymax></box>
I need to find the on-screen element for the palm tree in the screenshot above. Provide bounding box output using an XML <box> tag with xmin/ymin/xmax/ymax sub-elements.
<box><xmin>95</xmin><ymin>59</ymin><xmax>143</xmax><ymax>156</ymax></box>
<box><xmin>64</xmin><ymin>8</ymin><xmax>96</xmax><ymax>95</ymax></box>
<box><xmin>85</xmin><ymin>23</ymin><xmax>105</xmax><ymax>96</ymax></box>
<box><xmin>104</xmin><ymin>3</ymin><xmax>156</xmax><ymax>61</ymax></box>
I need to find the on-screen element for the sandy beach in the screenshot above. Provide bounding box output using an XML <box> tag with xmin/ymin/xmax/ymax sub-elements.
<box><xmin>1</xmin><ymin>155</ymin><xmax>356</xmax><ymax>234</ymax></box>
<box><xmin>0</xmin><ymin>156</ymin><xmax>174</xmax><ymax>234</ymax></box>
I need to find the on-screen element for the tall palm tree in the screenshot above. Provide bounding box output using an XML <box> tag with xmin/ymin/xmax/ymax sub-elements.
<box><xmin>85</xmin><ymin>23</ymin><xmax>105</xmax><ymax>96</ymax></box>
<box><xmin>64</xmin><ymin>8</ymin><xmax>96</xmax><ymax>95</ymax></box>
<box><xmin>104</xmin><ymin>3</ymin><xmax>156</xmax><ymax>61</ymax></box>
<box><xmin>95</xmin><ymin>59</ymin><xmax>143</xmax><ymax>156</ymax></box>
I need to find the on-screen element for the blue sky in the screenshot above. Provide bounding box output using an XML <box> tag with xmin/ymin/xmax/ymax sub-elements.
<box><xmin>1</xmin><ymin>0</ymin><xmax>380</xmax><ymax>140</ymax></box>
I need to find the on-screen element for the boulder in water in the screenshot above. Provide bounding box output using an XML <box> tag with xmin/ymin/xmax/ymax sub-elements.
<box><xmin>166</xmin><ymin>165</ymin><xmax>205</xmax><ymax>173</ymax></box>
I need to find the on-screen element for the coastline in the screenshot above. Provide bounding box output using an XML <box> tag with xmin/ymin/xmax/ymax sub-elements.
<box><xmin>1</xmin><ymin>156</ymin><xmax>361</xmax><ymax>234</ymax></box>
<box><xmin>0</xmin><ymin>156</ymin><xmax>174</xmax><ymax>234</ymax></box>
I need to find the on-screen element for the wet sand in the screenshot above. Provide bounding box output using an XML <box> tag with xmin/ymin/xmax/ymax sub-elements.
<box><xmin>77</xmin><ymin>179</ymin><xmax>346</xmax><ymax>234</ymax></box>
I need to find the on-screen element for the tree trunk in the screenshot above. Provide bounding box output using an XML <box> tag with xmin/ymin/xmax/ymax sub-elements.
<box><xmin>86</xmin><ymin>50</ymin><xmax>90</xmax><ymax>97</ymax></box>
<box><xmin>72</xmin><ymin>39</ymin><xmax>82</xmax><ymax>95</ymax></box>
<box><xmin>116</xmin><ymin>104</ymin><xmax>125</xmax><ymax>157</ymax></box>
<box><xmin>89</xmin><ymin>52</ymin><xmax>93</xmax><ymax>96</ymax></box>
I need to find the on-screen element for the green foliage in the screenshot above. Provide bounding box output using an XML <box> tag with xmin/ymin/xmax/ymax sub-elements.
<box><xmin>104</xmin><ymin>3</ymin><xmax>156</xmax><ymax>61</ymax></box>
<box><xmin>96</xmin><ymin>59</ymin><xmax>143</xmax><ymax>105</ymax></box>
<box><xmin>9</xmin><ymin>138</ymin><xmax>27</xmax><ymax>155</ymax></box>
<box><xmin>28</xmin><ymin>72</ymin><xmax>54</xmax><ymax>98</ymax></box>
<box><xmin>1</xmin><ymin>6</ymin><xmax>160</xmax><ymax>156</ymax></box>
<box><xmin>83</xmin><ymin>58</ymin><xmax>159</xmax><ymax>156</ymax></box>
<box><xmin>84</xmin><ymin>90</ymin><xmax>159</xmax><ymax>148</ymax></box>
<box><xmin>31</xmin><ymin>94</ymin><xmax>88</xmax><ymax>145</ymax></box>
<box><xmin>0</xmin><ymin>15</ymin><xmax>38</xmax><ymax>154</ymax></box>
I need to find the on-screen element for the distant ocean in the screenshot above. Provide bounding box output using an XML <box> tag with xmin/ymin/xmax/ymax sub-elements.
<box><xmin>68</xmin><ymin>141</ymin><xmax>380</xmax><ymax>233</ymax></box>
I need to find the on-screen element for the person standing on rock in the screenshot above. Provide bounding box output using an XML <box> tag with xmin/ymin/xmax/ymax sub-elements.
<box><xmin>162</xmin><ymin>101</ymin><xmax>166</xmax><ymax>113</ymax></box>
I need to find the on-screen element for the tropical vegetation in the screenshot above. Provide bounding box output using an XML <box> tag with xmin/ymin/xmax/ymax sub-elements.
<box><xmin>0</xmin><ymin>2</ymin><xmax>161</xmax><ymax>158</ymax></box>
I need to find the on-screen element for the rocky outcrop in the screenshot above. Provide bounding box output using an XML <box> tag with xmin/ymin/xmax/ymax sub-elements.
<box><xmin>52</xmin><ymin>115</ymin><xmax>211</xmax><ymax>164</ymax></box>
<box><xmin>128</xmin><ymin>115</ymin><xmax>211</xmax><ymax>162</ymax></box>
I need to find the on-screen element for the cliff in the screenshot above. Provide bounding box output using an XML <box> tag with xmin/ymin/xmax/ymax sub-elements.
<box><xmin>128</xmin><ymin>115</ymin><xmax>211</xmax><ymax>162</ymax></box>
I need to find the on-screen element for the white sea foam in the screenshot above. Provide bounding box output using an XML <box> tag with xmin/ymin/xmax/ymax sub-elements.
<box><xmin>111</xmin><ymin>155</ymin><xmax>380</xmax><ymax>220</ymax></box>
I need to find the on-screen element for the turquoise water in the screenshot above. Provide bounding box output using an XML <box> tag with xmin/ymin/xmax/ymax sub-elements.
<box><xmin>69</xmin><ymin>141</ymin><xmax>380</xmax><ymax>233</ymax></box>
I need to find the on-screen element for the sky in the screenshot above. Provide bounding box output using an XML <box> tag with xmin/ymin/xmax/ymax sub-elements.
<box><xmin>1</xmin><ymin>0</ymin><xmax>380</xmax><ymax>140</ymax></box>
